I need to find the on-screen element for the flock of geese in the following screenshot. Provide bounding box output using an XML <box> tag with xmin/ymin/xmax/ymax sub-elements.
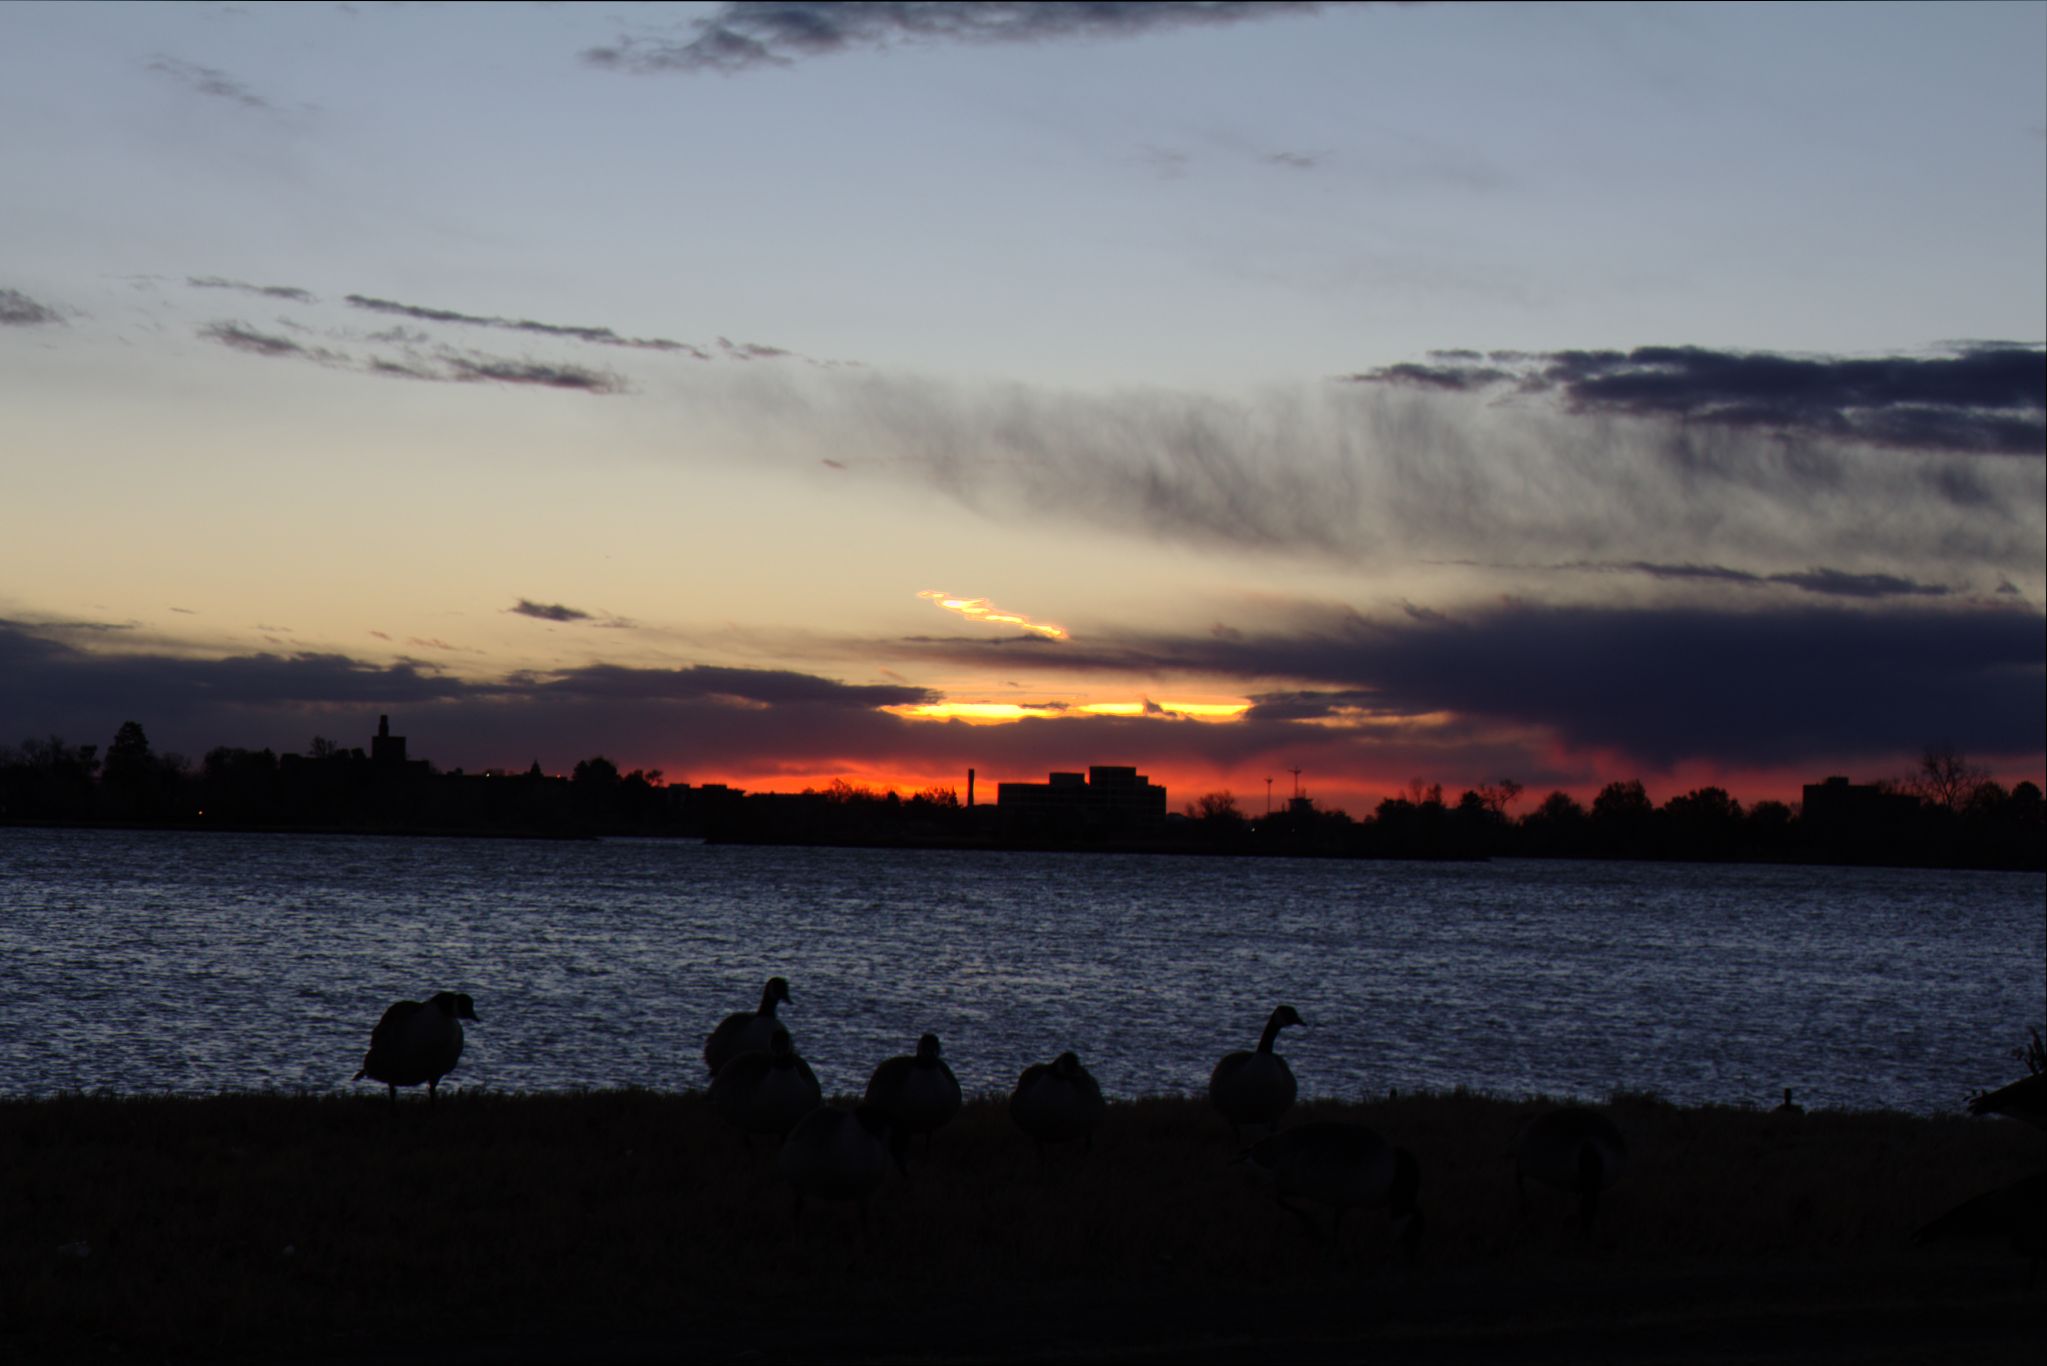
<box><xmin>353</xmin><ymin>982</ymin><xmax>2046</xmax><ymax>1265</ymax></box>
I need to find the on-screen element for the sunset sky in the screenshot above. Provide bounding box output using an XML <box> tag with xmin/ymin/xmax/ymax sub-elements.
<box><xmin>4</xmin><ymin>1</ymin><xmax>2043</xmax><ymax>816</ymax></box>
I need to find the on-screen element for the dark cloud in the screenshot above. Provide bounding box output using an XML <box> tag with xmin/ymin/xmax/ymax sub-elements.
<box><xmin>530</xmin><ymin>663</ymin><xmax>935</xmax><ymax>710</ymax></box>
<box><xmin>585</xmin><ymin>1</ymin><xmax>1325</xmax><ymax>74</ymax></box>
<box><xmin>1263</xmin><ymin>151</ymin><xmax>1323</xmax><ymax>170</ymax></box>
<box><xmin>345</xmin><ymin>294</ymin><xmax>708</xmax><ymax>356</ymax></box>
<box><xmin>718</xmin><ymin>337</ymin><xmax>791</xmax><ymax>360</ymax></box>
<box><xmin>188</xmin><ymin>276</ymin><xmax>317</xmax><ymax>304</ymax></box>
<box><xmin>0</xmin><ymin>289</ymin><xmax>60</xmax><ymax>326</ymax></box>
<box><xmin>1352</xmin><ymin>344</ymin><xmax>2047</xmax><ymax>456</ymax></box>
<box><xmin>439</xmin><ymin>355</ymin><xmax>622</xmax><ymax>394</ymax></box>
<box><xmin>1573</xmin><ymin>561</ymin><xmax>1954</xmax><ymax>600</ymax></box>
<box><xmin>145</xmin><ymin>56</ymin><xmax>273</xmax><ymax>110</ymax></box>
<box><xmin>510</xmin><ymin>600</ymin><xmax>595</xmax><ymax>624</ymax></box>
<box><xmin>888</xmin><ymin>600</ymin><xmax>2046</xmax><ymax>770</ymax></box>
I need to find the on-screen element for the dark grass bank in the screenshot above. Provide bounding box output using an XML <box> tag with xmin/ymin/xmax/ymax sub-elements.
<box><xmin>2</xmin><ymin>1090</ymin><xmax>2040</xmax><ymax>1363</ymax></box>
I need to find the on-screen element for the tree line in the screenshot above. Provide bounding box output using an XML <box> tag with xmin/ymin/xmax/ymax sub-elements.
<box><xmin>1</xmin><ymin>723</ymin><xmax>2039</xmax><ymax>869</ymax></box>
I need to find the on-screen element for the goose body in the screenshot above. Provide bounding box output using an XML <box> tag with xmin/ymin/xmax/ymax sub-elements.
<box><xmin>709</xmin><ymin>1030</ymin><xmax>821</xmax><ymax>1138</ymax></box>
<box><xmin>355</xmin><ymin>991</ymin><xmax>477</xmax><ymax>1102</ymax></box>
<box><xmin>864</xmin><ymin>1033</ymin><xmax>962</xmax><ymax>1146</ymax></box>
<box><xmin>1010</xmin><ymin>1051</ymin><xmax>1107</xmax><ymax>1149</ymax></box>
<box><xmin>1914</xmin><ymin>1170</ymin><xmax>2047</xmax><ymax>1272</ymax></box>
<box><xmin>704</xmin><ymin>976</ymin><xmax>790</xmax><ymax>1077</ymax></box>
<box><xmin>1243</xmin><ymin>1121</ymin><xmax>1423</xmax><ymax>1257</ymax></box>
<box><xmin>779</xmin><ymin>1105</ymin><xmax>892</xmax><ymax>1209</ymax></box>
<box><xmin>1209</xmin><ymin>1005</ymin><xmax>1304</xmax><ymax>1140</ymax></box>
<box><xmin>1967</xmin><ymin>1071</ymin><xmax>2047</xmax><ymax>1129</ymax></box>
<box><xmin>1516</xmin><ymin>1105</ymin><xmax>1628</xmax><ymax>1226</ymax></box>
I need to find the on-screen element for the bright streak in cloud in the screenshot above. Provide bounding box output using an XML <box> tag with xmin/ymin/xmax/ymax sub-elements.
<box><xmin>917</xmin><ymin>590</ymin><xmax>1068</xmax><ymax>640</ymax></box>
<box><xmin>885</xmin><ymin>698</ymin><xmax>1249</xmax><ymax>725</ymax></box>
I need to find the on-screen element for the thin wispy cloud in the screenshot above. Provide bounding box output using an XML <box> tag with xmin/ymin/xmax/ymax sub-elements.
<box><xmin>188</xmin><ymin>276</ymin><xmax>317</xmax><ymax>304</ymax></box>
<box><xmin>199</xmin><ymin>321</ymin><xmax>625</xmax><ymax>394</ymax></box>
<box><xmin>710</xmin><ymin>353</ymin><xmax>2047</xmax><ymax>587</ymax></box>
<box><xmin>145</xmin><ymin>56</ymin><xmax>275</xmax><ymax>110</ymax></box>
<box><xmin>345</xmin><ymin>294</ymin><xmax>710</xmax><ymax>357</ymax></box>
<box><xmin>1563</xmin><ymin>561</ymin><xmax>1955</xmax><ymax>600</ymax></box>
<box><xmin>585</xmin><ymin>1</ymin><xmax>1327</xmax><ymax>75</ymax></box>
<box><xmin>1352</xmin><ymin>344</ymin><xmax>2047</xmax><ymax>457</ymax></box>
<box><xmin>0</xmin><ymin>289</ymin><xmax>61</xmax><ymax>326</ymax></box>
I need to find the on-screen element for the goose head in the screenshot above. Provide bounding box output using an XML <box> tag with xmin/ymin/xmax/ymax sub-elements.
<box><xmin>761</xmin><ymin>977</ymin><xmax>791</xmax><ymax>1011</ymax></box>
<box><xmin>429</xmin><ymin>992</ymin><xmax>480</xmax><ymax>1022</ymax></box>
<box><xmin>915</xmin><ymin>1033</ymin><xmax>944</xmax><ymax>1064</ymax></box>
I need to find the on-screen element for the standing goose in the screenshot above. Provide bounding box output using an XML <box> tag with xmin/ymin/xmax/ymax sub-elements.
<box><xmin>1209</xmin><ymin>1005</ymin><xmax>1305</xmax><ymax>1143</ymax></box>
<box><xmin>1516</xmin><ymin>1105</ymin><xmax>1628</xmax><ymax>1228</ymax></box>
<box><xmin>778</xmin><ymin>1104</ymin><xmax>893</xmax><ymax>1219</ymax></box>
<box><xmin>709</xmin><ymin>1029</ymin><xmax>822</xmax><ymax>1141</ymax></box>
<box><xmin>864</xmin><ymin>1033</ymin><xmax>962</xmax><ymax>1166</ymax></box>
<box><xmin>704</xmin><ymin>976</ymin><xmax>791</xmax><ymax>1078</ymax></box>
<box><xmin>1010</xmin><ymin>1051</ymin><xmax>1107</xmax><ymax>1152</ymax></box>
<box><xmin>354</xmin><ymin>991</ymin><xmax>478</xmax><ymax>1104</ymax></box>
<box><xmin>1242</xmin><ymin>1121</ymin><xmax>1424</xmax><ymax>1260</ymax></box>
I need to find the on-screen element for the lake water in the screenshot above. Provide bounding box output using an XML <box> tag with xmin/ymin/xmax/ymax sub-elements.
<box><xmin>0</xmin><ymin>827</ymin><xmax>2039</xmax><ymax>1114</ymax></box>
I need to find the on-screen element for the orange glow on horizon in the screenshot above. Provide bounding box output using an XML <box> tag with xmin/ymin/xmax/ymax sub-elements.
<box><xmin>917</xmin><ymin>590</ymin><xmax>1068</xmax><ymax>640</ymax></box>
<box><xmin>884</xmin><ymin>698</ymin><xmax>1251</xmax><ymax>725</ymax></box>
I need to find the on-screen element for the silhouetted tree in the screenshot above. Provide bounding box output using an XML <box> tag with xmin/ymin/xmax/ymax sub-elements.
<box><xmin>1474</xmin><ymin>778</ymin><xmax>1524</xmax><ymax>817</ymax></box>
<box><xmin>1908</xmin><ymin>743</ymin><xmax>1987</xmax><ymax>812</ymax></box>
<box><xmin>1591</xmin><ymin>779</ymin><xmax>1654</xmax><ymax>855</ymax></box>
<box><xmin>572</xmin><ymin>755</ymin><xmax>621</xmax><ymax>787</ymax></box>
<box><xmin>1662</xmin><ymin>786</ymin><xmax>1743</xmax><ymax>860</ymax></box>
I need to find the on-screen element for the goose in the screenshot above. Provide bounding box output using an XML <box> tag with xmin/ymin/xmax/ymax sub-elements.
<box><xmin>1241</xmin><ymin>1121</ymin><xmax>1424</xmax><ymax>1260</ymax></box>
<box><xmin>778</xmin><ymin>1104</ymin><xmax>893</xmax><ymax>1218</ymax></box>
<box><xmin>709</xmin><ymin>1028</ymin><xmax>822</xmax><ymax>1140</ymax></box>
<box><xmin>1967</xmin><ymin>1071</ymin><xmax>2047</xmax><ymax>1129</ymax></box>
<box><xmin>1913</xmin><ymin>1170</ymin><xmax>2047</xmax><ymax>1283</ymax></box>
<box><xmin>864</xmin><ymin>1033</ymin><xmax>962</xmax><ymax>1166</ymax></box>
<box><xmin>704</xmin><ymin>976</ymin><xmax>791</xmax><ymax>1077</ymax></box>
<box><xmin>1774</xmin><ymin>1087</ymin><xmax>1804</xmax><ymax>1115</ymax></box>
<box><xmin>1010</xmin><ymin>1051</ymin><xmax>1107</xmax><ymax>1152</ymax></box>
<box><xmin>1209</xmin><ymin>1005</ymin><xmax>1305</xmax><ymax>1142</ymax></box>
<box><xmin>1515</xmin><ymin>1105</ymin><xmax>1628</xmax><ymax>1227</ymax></box>
<box><xmin>354</xmin><ymin>991</ymin><xmax>477</xmax><ymax>1104</ymax></box>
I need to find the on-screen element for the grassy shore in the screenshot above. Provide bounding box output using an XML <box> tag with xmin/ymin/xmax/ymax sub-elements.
<box><xmin>2</xmin><ymin>1088</ymin><xmax>2040</xmax><ymax>1363</ymax></box>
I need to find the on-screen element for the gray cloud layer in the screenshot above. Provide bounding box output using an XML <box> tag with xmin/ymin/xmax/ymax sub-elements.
<box><xmin>586</xmin><ymin>1</ymin><xmax>1324</xmax><ymax>74</ymax></box>
<box><xmin>712</xmin><ymin>349</ymin><xmax>2047</xmax><ymax>590</ymax></box>
<box><xmin>1354</xmin><ymin>344</ymin><xmax>2046</xmax><ymax>457</ymax></box>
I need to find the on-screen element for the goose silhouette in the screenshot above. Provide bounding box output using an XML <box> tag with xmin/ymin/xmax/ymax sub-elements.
<box><xmin>1209</xmin><ymin>1005</ymin><xmax>1304</xmax><ymax>1142</ymax></box>
<box><xmin>1967</xmin><ymin>1071</ymin><xmax>2047</xmax><ymax>1129</ymax></box>
<box><xmin>1914</xmin><ymin>1170</ymin><xmax>2047</xmax><ymax>1284</ymax></box>
<box><xmin>1241</xmin><ymin>1121</ymin><xmax>1423</xmax><ymax>1260</ymax></box>
<box><xmin>1010</xmin><ymin>1051</ymin><xmax>1107</xmax><ymax>1152</ymax></box>
<box><xmin>709</xmin><ymin>1028</ymin><xmax>821</xmax><ymax>1140</ymax></box>
<box><xmin>864</xmin><ymin>1033</ymin><xmax>962</xmax><ymax>1167</ymax></box>
<box><xmin>779</xmin><ymin>1104</ymin><xmax>893</xmax><ymax>1218</ymax></box>
<box><xmin>704</xmin><ymin>977</ymin><xmax>790</xmax><ymax>1078</ymax></box>
<box><xmin>1516</xmin><ymin>1105</ymin><xmax>1628</xmax><ymax>1227</ymax></box>
<box><xmin>354</xmin><ymin>991</ymin><xmax>477</xmax><ymax>1104</ymax></box>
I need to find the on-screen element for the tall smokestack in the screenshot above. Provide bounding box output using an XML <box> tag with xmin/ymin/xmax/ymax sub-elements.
<box><xmin>967</xmin><ymin>768</ymin><xmax>975</xmax><ymax>808</ymax></box>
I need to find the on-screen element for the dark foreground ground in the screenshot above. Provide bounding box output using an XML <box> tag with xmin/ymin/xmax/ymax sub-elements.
<box><xmin>2</xmin><ymin>1089</ymin><xmax>2040</xmax><ymax>1363</ymax></box>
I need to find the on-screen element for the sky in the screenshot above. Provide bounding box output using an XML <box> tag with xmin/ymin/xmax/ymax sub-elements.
<box><xmin>3</xmin><ymin>0</ymin><xmax>2043</xmax><ymax>816</ymax></box>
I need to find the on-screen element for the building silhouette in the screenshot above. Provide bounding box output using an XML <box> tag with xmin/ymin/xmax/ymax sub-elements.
<box><xmin>996</xmin><ymin>765</ymin><xmax>1167</xmax><ymax>841</ymax></box>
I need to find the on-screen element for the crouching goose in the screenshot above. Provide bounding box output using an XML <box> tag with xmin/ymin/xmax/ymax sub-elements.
<box><xmin>1010</xmin><ymin>1051</ymin><xmax>1107</xmax><ymax>1152</ymax></box>
<box><xmin>1967</xmin><ymin>1071</ymin><xmax>2047</xmax><ymax>1129</ymax></box>
<box><xmin>710</xmin><ymin>1029</ymin><xmax>822</xmax><ymax>1140</ymax></box>
<box><xmin>1210</xmin><ymin>1005</ymin><xmax>1305</xmax><ymax>1142</ymax></box>
<box><xmin>355</xmin><ymin>991</ymin><xmax>478</xmax><ymax>1104</ymax></box>
<box><xmin>704</xmin><ymin>976</ymin><xmax>791</xmax><ymax>1077</ymax></box>
<box><xmin>1242</xmin><ymin>1121</ymin><xmax>1423</xmax><ymax>1260</ymax></box>
<box><xmin>778</xmin><ymin>1104</ymin><xmax>893</xmax><ymax>1219</ymax></box>
<box><xmin>864</xmin><ymin>1033</ymin><xmax>962</xmax><ymax>1167</ymax></box>
<box><xmin>1515</xmin><ymin>1105</ymin><xmax>1628</xmax><ymax>1228</ymax></box>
